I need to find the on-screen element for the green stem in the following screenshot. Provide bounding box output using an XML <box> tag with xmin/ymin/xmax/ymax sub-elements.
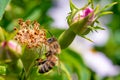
<box><xmin>61</xmin><ymin>63</ymin><xmax>72</xmax><ymax>80</ymax></box>
<box><xmin>58</xmin><ymin>28</ymin><xmax>76</xmax><ymax>49</ymax></box>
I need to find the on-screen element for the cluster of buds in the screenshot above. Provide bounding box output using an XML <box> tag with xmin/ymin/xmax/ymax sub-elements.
<box><xmin>14</xmin><ymin>19</ymin><xmax>47</xmax><ymax>48</ymax></box>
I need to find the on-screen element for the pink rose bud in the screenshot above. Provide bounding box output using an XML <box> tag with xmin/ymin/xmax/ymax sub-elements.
<box><xmin>0</xmin><ymin>40</ymin><xmax>22</xmax><ymax>62</ymax></box>
<box><xmin>73</xmin><ymin>7</ymin><xmax>94</xmax><ymax>23</ymax></box>
<box><xmin>70</xmin><ymin>7</ymin><xmax>95</xmax><ymax>36</ymax></box>
<box><xmin>1</xmin><ymin>40</ymin><xmax>22</xmax><ymax>57</ymax></box>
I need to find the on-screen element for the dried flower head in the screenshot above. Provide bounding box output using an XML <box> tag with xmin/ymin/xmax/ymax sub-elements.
<box><xmin>14</xmin><ymin>19</ymin><xmax>47</xmax><ymax>48</ymax></box>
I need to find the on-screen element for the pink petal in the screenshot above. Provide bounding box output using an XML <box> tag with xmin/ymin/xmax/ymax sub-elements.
<box><xmin>83</xmin><ymin>7</ymin><xmax>94</xmax><ymax>17</ymax></box>
<box><xmin>8</xmin><ymin>40</ymin><xmax>22</xmax><ymax>54</ymax></box>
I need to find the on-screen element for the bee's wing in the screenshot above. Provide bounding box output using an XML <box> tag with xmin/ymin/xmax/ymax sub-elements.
<box><xmin>36</xmin><ymin>44</ymin><xmax>48</xmax><ymax>57</ymax></box>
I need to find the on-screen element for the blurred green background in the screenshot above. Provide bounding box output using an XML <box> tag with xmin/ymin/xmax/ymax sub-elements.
<box><xmin>0</xmin><ymin>0</ymin><xmax>120</xmax><ymax>80</ymax></box>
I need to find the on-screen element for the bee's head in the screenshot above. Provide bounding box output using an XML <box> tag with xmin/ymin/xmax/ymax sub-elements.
<box><xmin>47</xmin><ymin>37</ymin><xmax>57</xmax><ymax>43</ymax></box>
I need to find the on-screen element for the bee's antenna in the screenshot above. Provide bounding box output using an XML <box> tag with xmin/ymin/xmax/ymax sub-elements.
<box><xmin>47</xmin><ymin>30</ymin><xmax>54</xmax><ymax>37</ymax></box>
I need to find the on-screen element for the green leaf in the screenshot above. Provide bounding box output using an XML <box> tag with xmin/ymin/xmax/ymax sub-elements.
<box><xmin>0</xmin><ymin>0</ymin><xmax>11</xmax><ymax>20</ymax></box>
<box><xmin>21</xmin><ymin>48</ymin><xmax>39</xmax><ymax>77</ymax></box>
<box><xmin>25</xmin><ymin>9</ymin><xmax>41</xmax><ymax>21</ymax></box>
<box><xmin>6</xmin><ymin>8</ymin><xmax>41</xmax><ymax>31</ymax></box>
<box><xmin>60</xmin><ymin>63</ymin><xmax>72</xmax><ymax>80</ymax></box>
<box><xmin>27</xmin><ymin>62</ymin><xmax>72</xmax><ymax>80</ymax></box>
<box><xmin>0</xmin><ymin>65</ymin><xmax>6</xmax><ymax>75</ymax></box>
<box><xmin>61</xmin><ymin>49</ymin><xmax>91</xmax><ymax>80</ymax></box>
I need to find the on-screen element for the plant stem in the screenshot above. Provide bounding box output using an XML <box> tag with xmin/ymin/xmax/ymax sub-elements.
<box><xmin>58</xmin><ymin>28</ymin><xmax>76</xmax><ymax>49</ymax></box>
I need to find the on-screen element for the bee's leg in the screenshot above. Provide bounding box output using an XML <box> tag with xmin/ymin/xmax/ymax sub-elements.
<box><xmin>35</xmin><ymin>58</ymin><xmax>47</xmax><ymax>65</ymax></box>
<box><xmin>42</xmin><ymin>63</ymin><xmax>50</xmax><ymax>73</ymax></box>
<box><xmin>57</xmin><ymin>54</ymin><xmax>61</xmax><ymax>75</ymax></box>
<box><xmin>45</xmin><ymin>51</ymin><xmax>52</xmax><ymax>57</ymax></box>
<box><xmin>39</xmin><ymin>65</ymin><xmax>46</xmax><ymax>73</ymax></box>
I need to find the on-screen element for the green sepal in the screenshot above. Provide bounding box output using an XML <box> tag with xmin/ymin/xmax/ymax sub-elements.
<box><xmin>94</xmin><ymin>4</ymin><xmax>100</xmax><ymax>14</ymax></box>
<box><xmin>82</xmin><ymin>27</ymin><xmax>91</xmax><ymax>35</ymax></box>
<box><xmin>93</xmin><ymin>26</ymin><xmax>105</xmax><ymax>30</ymax></box>
<box><xmin>88</xmin><ymin>0</ymin><xmax>94</xmax><ymax>8</ymax></box>
<box><xmin>69</xmin><ymin>0</ymin><xmax>78</xmax><ymax>11</ymax></box>
<box><xmin>81</xmin><ymin>35</ymin><xmax>94</xmax><ymax>42</ymax></box>
<box><xmin>87</xmin><ymin>26</ymin><xmax>105</xmax><ymax>31</ymax></box>
<box><xmin>97</xmin><ymin>11</ymin><xmax>113</xmax><ymax>19</ymax></box>
<box><xmin>67</xmin><ymin>10</ymin><xmax>78</xmax><ymax>25</ymax></box>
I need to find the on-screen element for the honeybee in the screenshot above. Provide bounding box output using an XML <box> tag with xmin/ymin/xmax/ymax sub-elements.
<box><xmin>36</xmin><ymin>55</ymin><xmax>58</xmax><ymax>73</ymax></box>
<box><xmin>36</xmin><ymin>37</ymin><xmax>61</xmax><ymax>73</ymax></box>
